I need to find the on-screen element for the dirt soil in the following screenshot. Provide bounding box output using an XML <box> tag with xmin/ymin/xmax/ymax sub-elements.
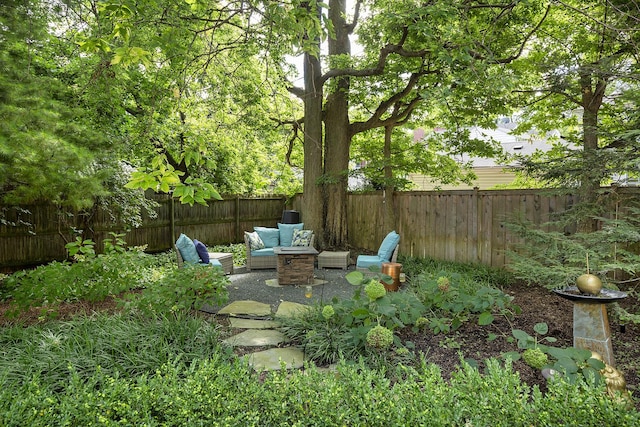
<box><xmin>1</xmin><ymin>281</ymin><xmax>638</xmax><ymax>410</ymax></box>
<box><xmin>398</xmin><ymin>282</ymin><xmax>639</xmax><ymax>405</ymax></box>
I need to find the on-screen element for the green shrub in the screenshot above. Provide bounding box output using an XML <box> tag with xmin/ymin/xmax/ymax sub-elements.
<box><xmin>64</xmin><ymin>236</ymin><xmax>96</xmax><ymax>260</ymax></box>
<box><xmin>410</xmin><ymin>269</ymin><xmax>519</xmax><ymax>333</ymax></box>
<box><xmin>1</xmin><ymin>357</ymin><xmax>636</xmax><ymax>426</ymax></box>
<box><xmin>123</xmin><ymin>263</ymin><xmax>229</xmax><ymax>316</ymax></box>
<box><xmin>279</xmin><ymin>270</ymin><xmax>425</xmax><ymax>365</ymax></box>
<box><xmin>3</xmin><ymin>248</ymin><xmax>169</xmax><ymax>316</ymax></box>
<box><xmin>399</xmin><ymin>254</ymin><xmax>516</xmax><ymax>287</ymax></box>
<box><xmin>278</xmin><ymin>304</ymin><xmax>357</xmax><ymax>365</ymax></box>
<box><xmin>504</xmin><ymin>323</ymin><xmax>606</xmax><ymax>385</ymax></box>
<box><xmin>506</xmin><ymin>210</ymin><xmax>640</xmax><ymax>290</ymax></box>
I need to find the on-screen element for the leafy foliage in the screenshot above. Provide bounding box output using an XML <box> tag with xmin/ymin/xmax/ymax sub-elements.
<box><xmin>0</xmin><ymin>1</ymin><xmax>112</xmax><ymax>209</ymax></box>
<box><xmin>64</xmin><ymin>237</ymin><xmax>96</xmax><ymax>260</ymax></box>
<box><xmin>0</xmin><ymin>356</ymin><xmax>636</xmax><ymax>425</ymax></box>
<box><xmin>506</xmin><ymin>202</ymin><xmax>640</xmax><ymax>289</ymax></box>
<box><xmin>2</xmin><ymin>247</ymin><xmax>229</xmax><ymax>319</ymax></box>
<box><xmin>400</xmin><ymin>255</ymin><xmax>516</xmax><ymax>288</ymax></box>
<box><xmin>504</xmin><ymin>0</ymin><xmax>640</xmax><ymax>195</ymax></box>
<box><xmin>410</xmin><ymin>269</ymin><xmax>519</xmax><ymax>334</ymax></box>
<box><xmin>504</xmin><ymin>322</ymin><xmax>605</xmax><ymax>386</ymax></box>
<box><xmin>278</xmin><ymin>270</ymin><xmax>425</xmax><ymax>364</ymax></box>
<box><xmin>0</xmin><ymin>313</ymin><xmax>230</xmax><ymax>393</ymax></box>
<box><xmin>1</xmin><ymin>248</ymin><xmax>168</xmax><ymax>315</ymax></box>
<box><xmin>123</xmin><ymin>264</ymin><xmax>229</xmax><ymax>317</ymax></box>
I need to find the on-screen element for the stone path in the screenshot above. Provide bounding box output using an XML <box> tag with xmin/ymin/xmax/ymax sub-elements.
<box><xmin>218</xmin><ymin>299</ymin><xmax>311</xmax><ymax>371</ymax></box>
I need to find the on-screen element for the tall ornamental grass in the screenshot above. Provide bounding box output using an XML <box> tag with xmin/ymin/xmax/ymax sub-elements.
<box><xmin>0</xmin><ymin>313</ymin><xmax>231</xmax><ymax>392</ymax></box>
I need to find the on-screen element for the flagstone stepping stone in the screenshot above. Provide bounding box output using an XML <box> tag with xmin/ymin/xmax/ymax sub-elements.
<box><xmin>229</xmin><ymin>318</ymin><xmax>280</xmax><ymax>329</ymax></box>
<box><xmin>275</xmin><ymin>301</ymin><xmax>311</xmax><ymax>318</ymax></box>
<box><xmin>223</xmin><ymin>329</ymin><xmax>286</xmax><ymax>347</ymax></box>
<box><xmin>246</xmin><ymin>347</ymin><xmax>305</xmax><ymax>371</ymax></box>
<box><xmin>218</xmin><ymin>300</ymin><xmax>272</xmax><ymax>317</ymax></box>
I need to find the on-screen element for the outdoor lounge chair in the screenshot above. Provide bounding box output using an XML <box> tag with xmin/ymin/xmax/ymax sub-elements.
<box><xmin>356</xmin><ymin>231</ymin><xmax>400</xmax><ymax>272</ymax></box>
<box><xmin>174</xmin><ymin>234</ymin><xmax>223</xmax><ymax>270</ymax></box>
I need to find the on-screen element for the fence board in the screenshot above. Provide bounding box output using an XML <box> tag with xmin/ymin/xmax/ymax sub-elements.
<box><xmin>467</xmin><ymin>191</ymin><xmax>479</xmax><ymax>263</ymax></box>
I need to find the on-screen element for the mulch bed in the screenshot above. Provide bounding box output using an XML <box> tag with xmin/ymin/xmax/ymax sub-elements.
<box><xmin>397</xmin><ymin>281</ymin><xmax>639</xmax><ymax>410</ymax></box>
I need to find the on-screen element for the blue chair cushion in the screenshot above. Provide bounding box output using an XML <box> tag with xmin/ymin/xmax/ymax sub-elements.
<box><xmin>377</xmin><ymin>231</ymin><xmax>400</xmax><ymax>261</ymax></box>
<box><xmin>176</xmin><ymin>233</ymin><xmax>201</xmax><ymax>264</ymax></box>
<box><xmin>205</xmin><ymin>259</ymin><xmax>222</xmax><ymax>268</ymax></box>
<box><xmin>254</xmin><ymin>227</ymin><xmax>280</xmax><ymax>248</ymax></box>
<box><xmin>186</xmin><ymin>259</ymin><xmax>222</xmax><ymax>269</ymax></box>
<box><xmin>356</xmin><ymin>255</ymin><xmax>384</xmax><ymax>269</ymax></box>
<box><xmin>251</xmin><ymin>248</ymin><xmax>275</xmax><ymax>257</ymax></box>
<box><xmin>193</xmin><ymin>239</ymin><xmax>210</xmax><ymax>264</ymax></box>
<box><xmin>278</xmin><ymin>223</ymin><xmax>304</xmax><ymax>247</ymax></box>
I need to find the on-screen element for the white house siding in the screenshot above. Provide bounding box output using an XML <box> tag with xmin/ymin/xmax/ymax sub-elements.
<box><xmin>408</xmin><ymin>167</ymin><xmax>517</xmax><ymax>191</ymax></box>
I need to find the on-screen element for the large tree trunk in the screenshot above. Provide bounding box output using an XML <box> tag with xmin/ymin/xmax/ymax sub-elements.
<box><xmin>577</xmin><ymin>69</ymin><xmax>605</xmax><ymax>233</ymax></box>
<box><xmin>383</xmin><ymin>125</ymin><xmax>396</xmax><ymax>231</ymax></box>
<box><xmin>301</xmin><ymin>3</ymin><xmax>324</xmax><ymax>244</ymax></box>
<box><xmin>323</xmin><ymin>0</ymin><xmax>351</xmax><ymax>249</ymax></box>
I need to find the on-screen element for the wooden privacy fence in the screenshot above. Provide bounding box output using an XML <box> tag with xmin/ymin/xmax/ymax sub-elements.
<box><xmin>2</xmin><ymin>188</ymin><xmax>639</xmax><ymax>269</ymax></box>
<box><xmin>346</xmin><ymin>187</ymin><xmax>640</xmax><ymax>268</ymax></box>
<box><xmin>0</xmin><ymin>195</ymin><xmax>289</xmax><ymax>269</ymax></box>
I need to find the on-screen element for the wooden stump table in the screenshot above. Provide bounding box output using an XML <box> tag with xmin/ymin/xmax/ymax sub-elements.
<box><xmin>273</xmin><ymin>247</ymin><xmax>319</xmax><ymax>285</ymax></box>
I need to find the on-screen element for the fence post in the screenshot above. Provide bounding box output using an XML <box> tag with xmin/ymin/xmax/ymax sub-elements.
<box><xmin>169</xmin><ymin>193</ymin><xmax>175</xmax><ymax>246</ymax></box>
<box><xmin>235</xmin><ymin>196</ymin><xmax>240</xmax><ymax>242</ymax></box>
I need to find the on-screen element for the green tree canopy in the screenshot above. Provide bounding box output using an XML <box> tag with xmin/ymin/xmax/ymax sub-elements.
<box><xmin>0</xmin><ymin>0</ymin><xmax>111</xmax><ymax>209</ymax></box>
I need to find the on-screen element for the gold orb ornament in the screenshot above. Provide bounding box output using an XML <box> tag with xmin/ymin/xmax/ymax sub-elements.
<box><xmin>576</xmin><ymin>273</ymin><xmax>602</xmax><ymax>295</ymax></box>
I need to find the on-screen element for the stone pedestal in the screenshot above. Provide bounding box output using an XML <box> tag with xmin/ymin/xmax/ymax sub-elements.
<box><xmin>573</xmin><ymin>302</ymin><xmax>615</xmax><ymax>366</ymax></box>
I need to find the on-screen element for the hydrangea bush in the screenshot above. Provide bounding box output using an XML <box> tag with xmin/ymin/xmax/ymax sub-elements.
<box><xmin>279</xmin><ymin>270</ymin><xmax>425</xmax><ymax>364</ymax></box>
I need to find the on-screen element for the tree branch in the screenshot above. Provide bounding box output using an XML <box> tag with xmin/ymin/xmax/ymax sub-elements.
<box><xmin>319</xmin><ymin>29</ymin><xmax>430</xmax><ymax>84</ymax></box>
<box><xmin>467</xmin><ymin>3</ymin><xmax>552</xmax><ymax>64</ymax></box>
<box><xmin>287</xmin><ymin>84</ymin><xmax>305</xmax><ymax>99</ymax></box>
<box><xmin>350</xmin><ymin>69</ymin><xmax>435</xmax><ymax>135</ymax></box>
<box><xmin>345</xmin><ymin>0</ymin><xmax>362</xmax><ymax>33</ymax></box>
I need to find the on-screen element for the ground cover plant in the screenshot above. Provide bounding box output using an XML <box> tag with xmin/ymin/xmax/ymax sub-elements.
<box><xmin>0</xmin><ymin>246</ymin><xmax>229</xmax><ymax>319</ymax></box>
<box><xmin>0</xmin><ymin>249</ymin><xmax>638</xmax><ymax>423</ymax></box>
<box><xmin>0</xmin><ymin>313</ymin><xmax>231</xmax><ymax>393</ymax></box>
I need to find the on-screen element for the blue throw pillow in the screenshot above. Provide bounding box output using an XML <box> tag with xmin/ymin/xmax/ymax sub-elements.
<box><xmin>377</xmin><ymin>231</ymin><xmax>400</xmax><ymax>261</ymax></box>
<box><xmin>193</xmin><ymin>239</ymin><xmax>210</xmax><ymax>264</ymax></box>
<box><xmin>278</xmin><ymin>222</ymin><xmax>304</xmax><ymax>247</ymax></box>
<box><xmin>175</xmin><ymin>233</ymin><xmax>201</xmax><ymax>264</ymax></box>
<box><xmin>254</xmin><ymin>227</ymin><xmax>280</xmax><ymax>248</ymax></box>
